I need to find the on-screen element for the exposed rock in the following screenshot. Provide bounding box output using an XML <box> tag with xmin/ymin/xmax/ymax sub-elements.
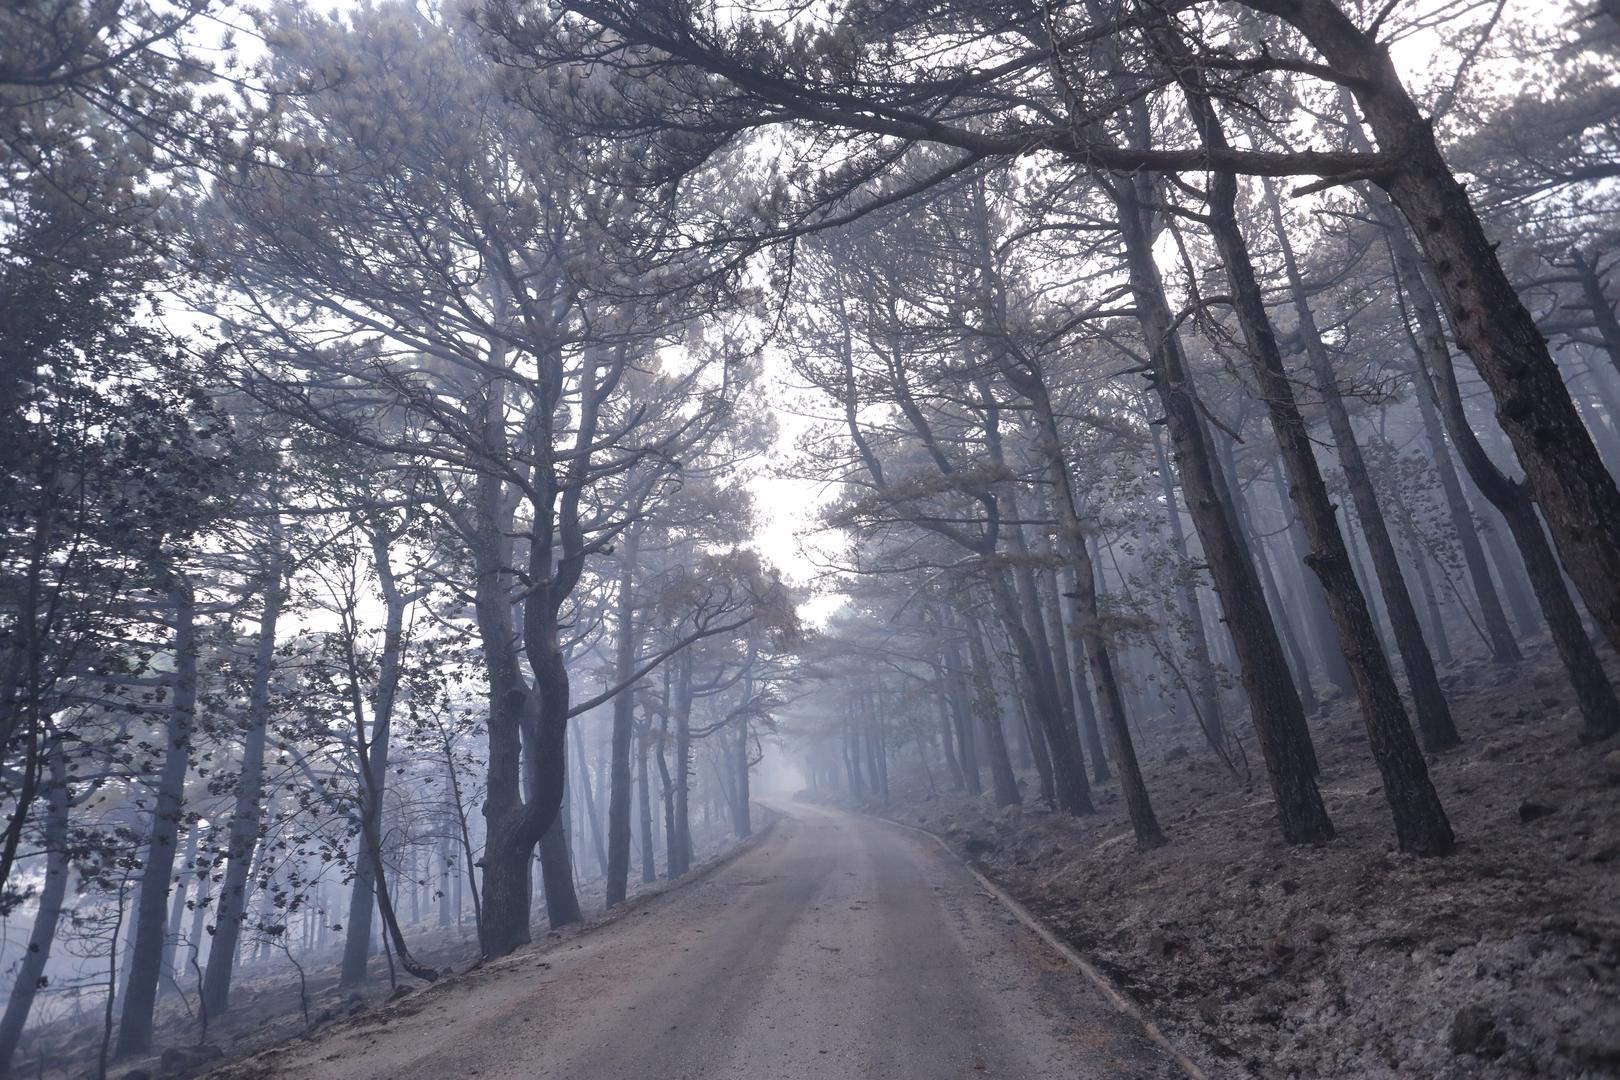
<box><xmin>1449</xmin><ymin>1005</ymin><xmax>1507</xmax><ymax>1058</ymax></box>
<box><xmin>1264</xmin><ymin>934</ymin><xmax>1295</xmax><ymax>964</ymax></box>
<box><xmin>1144</xmin><ymin>930</ymin><xmax>1183</xmax><ymax>959</ymax></box>
<box><xmin>1518</xmin><ymin>800</ymin><xmax>1559</xmax><ymax>823</ymax></box>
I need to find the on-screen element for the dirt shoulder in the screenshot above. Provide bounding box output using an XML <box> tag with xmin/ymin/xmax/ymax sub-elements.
<box><xmin>18</xmin><ymin>819</ymin><xmax>774</xmax><ymax>1080</ymax></box>
<box><xmin>862</xmin><ymin>637</ymin><xmax>1620</xmax><ymax>1080</ymax></box>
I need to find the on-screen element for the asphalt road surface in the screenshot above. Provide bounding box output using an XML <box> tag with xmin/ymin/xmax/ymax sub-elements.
<box><xmin>240</xmin><ymin>801</ymin><xmax>1185</xmax><ymax>1079</ymax></box>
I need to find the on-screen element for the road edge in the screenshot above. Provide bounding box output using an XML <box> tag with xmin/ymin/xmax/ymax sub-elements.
<box><xmin>867</xmin><ymin>810</ymin><xmax>1212</xmax><ymax>1080</ymax></box>
<box><xmin>206</xmin><ymin>811</ymin><xmax>782</xmax><ymax>1080</ymax></box>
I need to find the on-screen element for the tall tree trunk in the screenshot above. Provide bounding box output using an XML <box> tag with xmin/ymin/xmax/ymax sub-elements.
<box><xmin>989</xmin><ymin>566</ymin><xmax>1087</xmax><ymax>813</ymax></box>
<box><xmin>185</xmin><ymin>834</ymin><xmax>211</xmax><ymax>982</ymax></box>
<box><xmin>1056</xmin><ymin>567</ymin><xmax>1109</xmax><ymax>781</ymax></box>
<box><xmin>203</xmin><ymin>540</ymin><xmax>286</xmax><ymax>1013</ymax></box>
<box><xmin>1379</xmin><ymin>457</ymin><xmax>1454</xmax><ymax>669</ymax></box>
<box><xmin>605</xmin><ymin>528</ymin><xmax>641</xmax><ymax>907</ymax></box>
<box><xmin>1218</xmin><ymin>435</ymin><xmax>1319</xmax><ymax>719</ymax></box>
<box><xmin>962</xmin><ymin>611</ymin><xmax>1021</xmax><ymax>806</ymax></box>
<box><xmin>1181</xmin><ymin>89</ymin><xmax>1452</xmax><ymax>854</ymax></box>
<box><xmin>1571</xmin><ymin>251</ymin><xmax>1620</xmax><ymax>377</ymax></box>
<box><xmin>0</xmin><ymin>749</ymin><xmax>68</xmax><ymax>1074</ymax></box>
<box><xmin>117</xmin><ymin>573</ymin><xmax>199</xmax><ymax>1056</ymax></box>
<box><xmin>1397</xmin><ymin>254</ymin><xmax>1620</xmax><ymax>742</ymax></box>
<box><xmin>670</xmin><ymin>652</ymin><xmax>694</xmax><ymax>878</ymax></box>
<box><xmin>1152</xmin><ymin>425</ymin><xmax>1228</xmax><ymax>754</ymax></box>
<box><xmin>571</xmin><ymin>719</ymin><xmax>608</xmax><ymax>881</ymax></box>
<box><xmin>870</xmin><ymin>693</ymin><xmax>890</xmax><ymax>803</ymax></box>
<box><xmin>438</xmin><ymin>832</ymin><xmax>452</xmax><ymax>927</ymax></box>
<box><xmin>1401</xmin><ymin>303</ymin><xmax>1522</xmax><ymax>662</ymax></box>
<box><xmin>934</xmin><ymin>674</ymin><xmax>965</xmax><ymax>791</ymax></box>
<box><xmin>158</xmin><ymin>825</ymin><xmax>195</xmax><ymax>999</ymax></box>
<box><xmin>733</xmin><ymin>702</ymin><xmax>752</xmax><ymax>839</ymax></box>
<box><xmin>1110</xmin><ymin>157</ymin><xmax>1332</xmax><ymax>846</ymax></box>
<box><xmin>462</xmin><ymin>364</ymin><xmax>549</xmax><ymax>956</ymax></box>
<box><xmin>1282</xmin><ymin>33</ymin><xmax>1620</xmax><ymax>652</ymax></box>
<box><xmin>940</xmin><ymin>627</ymin><xmax>983</xmax><ymax>796</ymax></box>
<box><xmin>538</xmin><ymin>807</ymin><xmax>579</xmax><ymax>928</ymax></box>
<box><xmin>1263</xmin><ymin>180</ymin><xmax>1460</xmax><ymax>751</ymax></box>
<box><xmin>1274</xmin><ymin>469</ymin><xmax>1353</xmax><ymax>699</ymax></box>
<box><xmin>1009</xmin><ymin>382</ymin><xmax>1162</xmax><ymax>844</ymax></box>
<box><xmin>637</xmin><ymin>733</ymin><xmax>657</xmax><ymax>884</ymax></box>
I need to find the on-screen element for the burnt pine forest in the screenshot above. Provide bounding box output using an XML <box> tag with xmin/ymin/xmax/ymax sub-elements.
<box><xmin>3</xmin><ymin>0</ymin><xmax>1620</xmax><ymax>1076</ymax></box>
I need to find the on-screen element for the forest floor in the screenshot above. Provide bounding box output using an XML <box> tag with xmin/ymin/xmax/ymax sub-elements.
<box><xmin>859</xmin><ymin>634</ymin><xmax>1620</xmax><ymax>1080</ymax></box>
<box><xmin>18</xmin><ymin>823</ymin><xmax>754</xmax><ymax>1080</ymax></box>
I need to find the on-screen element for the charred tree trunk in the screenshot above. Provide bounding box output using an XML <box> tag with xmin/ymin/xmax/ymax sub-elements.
<box><xmin>605</xmin><ymin>528</ymin><xmax>642</xmax><ymax>907</ymax></box>
<box><xmin>203</xmin><ymin>541</ymin><xmax>286</xmax><ymax>1013</ymax></box>
<box><xmin>1397</xmin><ymin>249</ymin><xmax>1620</xmax><ymax>742</ymax></box>
<box><xmin>1380</xmin><ymin>460</ymin><xmax>1454</xmax><ymax>669</ymax></box>
<box><xmin>963</xmin><ymin>611</ymin><xmax>1022</xmax><ymax>806</ymax></box>
<box><xmin>1274</xmin><ymin>14</ymin><xmax>1620</xmax><ymax>654</ymax></box>
<box><xmin>1056</xmin><ymin>565</ymin><xmax>1110</xmax><ymax>781</ymax></box>
<box><xmin>571</xmin><ymin>719</ymin><xmax>608</xmax><ymax>881</ymax></box>
<box><xmin>1264</xmin><ymin>180</ymin><xmax>1459</xmax><ymax>752</ymax></box>
<box><xmin>941</xmin><ymin>628</ymin><xmax>984</xmax><ymax>796</ymax></box>
<box><xmin>1218</xmin><ymin>434</ymin><xmax>1319</xmax><ymax>719</ymax></box>
<box><xmin>934</xmin><ymin>671</ymin><xmax>965</xmax><ymax>791</ymax></box>
<box><xmin>117</xmin><ymin>574</ymin><xmax>199</xmax><ymax>1056</ymax></box>
<box><xmin>1181</xmin><ymin>89</ymin><xmax>1453</xmax><ymax>854</ymax></box>
<box><xmin>1152</xmin><ymin>425</ymin><xmax>1228</xmax><ymax>754</ymax></box>
<box><xmin>669</xmin><ymin>651</ymin><xmax>695</xmax><ymax>877</ymax></box>
<box><xmin>0</xmin><ymin>749</ymin><xmax>68</xmax><ymax>1074</ymax></box>
<box><xmin>537</xmin><ymin>808</ymin><xmax>579</xmax><ymax>928</ymax></box>
<box><xmin>637</xmin><ymin>733</ymin><xmax>657</xmax><ymax>883</ymax></box>
<box><xmin>158</xmin><ymin>826</ymin><xmax>194</xmax><ymax>998</ymax></box>
<box><xmin>988</xmin><ymin>578</ymin><xmax>1065</xmax><ymax>808</ymax></box>
<box><xmin>1008</xmin><ymin>380</ymin><xmax>1162</xmax><ymax>844</ymax></box>
<box><xmin>733</xmin><ymin>706</ymin><xmax>752</xmax><ymax>839</ymax></box>
<box><xmin>1401</xmin><ymin>303</ymin><xmax>1522</xmax><ymax>663</ymax></box>
<box><xmin>1111</xmin><ymin>157</ymin><xmax>1332</xmax><ymax>846</ymax></box>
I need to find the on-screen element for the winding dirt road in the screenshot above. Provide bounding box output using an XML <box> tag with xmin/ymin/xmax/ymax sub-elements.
<box><xmin>236</xmin><ymin>801</ymin><xmax>1184</xmax><ymax>1079</ymax></box>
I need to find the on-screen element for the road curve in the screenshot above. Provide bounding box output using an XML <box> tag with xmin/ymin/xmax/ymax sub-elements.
<box><xmin>245</xmin><ymin>801</ymin><xmax>1184</xmax><ymax>1079</ymax></box>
